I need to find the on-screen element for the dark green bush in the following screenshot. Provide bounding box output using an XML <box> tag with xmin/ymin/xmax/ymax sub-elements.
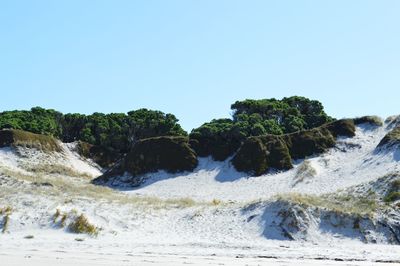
<box><xmin>124</xmin><ymin>136</ymin><xmax>198</xmax><ymax>176</ymax></box>
<box><xmin>231</xmin><ymin>137</ymin><xmax>268</xmax><ymax>176</ymax></box>
<box><xmin>189</xmin><ymin>119</ymin><xmax>242</xmax><ymax>161</ymax></box>
<box><xmin>191</xmin><ymin>96</ymin><xmax>334</xmax><ymax>160</ymax></box>
<box><xmin>261</xmin><ymin>135</ymin><xmax>293</xmax><ymax>170</ymax></box>
<box><xmin>76</xmin><ymin>141</ymin><xmax>121</xmax><ymax>168</ymax></box>
<box><xmin>232</xmin><ymin>135</ymin><xmax>293</xmax><ymax>176</ymax></box>
<box><xmin>284</xmin><ymin>127</ymin><xmax>335</xmax><ymax>159</ymax></box>
<box><xmin>232</xmin><ymin>119</ymin><xmax>355</xmax><ymax>175</ymax></box>
<box><xmin>324</xmin><ymin>119</ymin><xmax>355</xmax><ymax>138</ymax></box>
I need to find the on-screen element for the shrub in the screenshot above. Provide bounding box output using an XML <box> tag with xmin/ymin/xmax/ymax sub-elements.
<box><xmin>232</xmin><ymin>135</ymin><xmax>292</xmax><ymax>175</ymax></box>
<box><xmin>189</xmin><ymin>119</ymin><xmax>241</xmax><ymax>161</ymax></box>
<box><xmin>284</xmin><ymin>127</ymin><xmax>335</xmax><ymax>159</ymax></box>
<box><xmin>232</xmin><ymin>137</ymin><xmax>268</xmax><ymax>176</ymax></box>
<box><xmin>76</xmin><ymin>141</ymin><xmax>121</xmax><ymax>168</ymax></box>
<box><xmin>124</xmin><ymin>136</ymin><xmax>198</xmax><ymax>176</ymax></box>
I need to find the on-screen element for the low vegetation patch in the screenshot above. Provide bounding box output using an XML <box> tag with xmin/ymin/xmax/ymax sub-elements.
<box><xmin>384</xmin><ymin>179</ymin><xmax>400</xmax><ymax>203</ymax></box>
<box><xmin>354</xmin><ymin>116</ymin><xmax>383</xmax><ymax>127</ymax></box>
<box><xmin>377</xmin><ymin>127</ymin><xmax>400</xmax><ymax>148</ymax></box>
<box><xmin>0</xmin><ymin>129</ymin><xmax>62</xmax><ymax>152</ymax></box>
<box><xmin>53</xmin><ymin>209</ymin><xmax>99</xmax><ymax>236</ymax></box>
<box><xmin>24</xmin><ymin>163</ymin><xmax>93</xmax><ymax>179</ymax></box>
<box><xmin>68</xmin><ymin>214</ymin><xmax>99</xmax><ymax>236</ymax></box>
<box><xmin>277</xmin><ymin>192</ymin><xmax>378</xmax><ymax>216</ymax></box>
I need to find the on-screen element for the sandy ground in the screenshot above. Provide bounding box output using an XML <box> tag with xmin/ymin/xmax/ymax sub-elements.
<box><xmin>3</xmin><ymin>255</ymin><xmax>397</xmax><ymax>266</ymax></box>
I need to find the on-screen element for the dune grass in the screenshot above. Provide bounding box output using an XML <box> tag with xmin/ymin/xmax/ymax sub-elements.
<box><xmin>68</xmin><ymin>214</ymin><xmax>99</xmax><ymax>236</ymax></box>
<box><xmin>23</xmin><ymin>163</ymin><xmax>93</xmax><ymax>179</ymax></box>
<box><xmin>276</xmin><ymin>192</ymin><xmax>378</xmax><ymax>216</ymax></box>
<box><xmin>0</xmin><ymin>129</ymin><xmax>63</xmax><ymax>152</ymax></box>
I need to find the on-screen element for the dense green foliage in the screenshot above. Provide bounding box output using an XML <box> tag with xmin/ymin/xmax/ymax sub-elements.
<box><xmin>0</xmin><ymin>107</ymin><xmax>63</xmax><ymax>137</ymax></box>
<box><xmin>232</xmin><ymin>135</ymin><xmax>292</xmax><ymax>176</ymax></box>
<box><xmin>231</xmin><ymin>96</ymin><xmax>333</xmax><ymax>132</ymax></box>
<box><xmin>93</xmin><ymin>136</ymin><xmax>198</xmax><ymax>183</ymax></box>
<box><xmin>190</xmin><ymin>96</ymin><xmax>334</xmax><ymax>160</ymax></box>
<box><xmin>232</xmin><ymin>119</ymin><xmax>356</xmax><ymax>175</ymax></box>
<box><xmin>0</xmin><ymin>107</ymin><xmax>186</xmax><ymax>152</ymax></box>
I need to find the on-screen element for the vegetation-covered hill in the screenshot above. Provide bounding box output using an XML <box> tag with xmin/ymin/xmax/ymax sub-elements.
<box><xmin>0</xmin><ymin>107</ymin><xmax>186</xmax><ymax>154</ymax></box>
<box><xmin>189</xmin><ymin>96</ymin><xmax>334</xmax><ymax>161</ymax></box>
<box><xmin>0</xmin><ymin>96</ymin><xmax>341</xmax><ymax>174</ymax></box>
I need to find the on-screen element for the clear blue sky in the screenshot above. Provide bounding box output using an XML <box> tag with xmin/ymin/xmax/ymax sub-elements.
<box><xmin>1</xmin><ymin>1</ymin><xmax>399</xmax><ymax>131</ymax></box>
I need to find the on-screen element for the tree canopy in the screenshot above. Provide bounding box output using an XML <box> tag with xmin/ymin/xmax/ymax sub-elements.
<box><xmin>0</xmin><ymin>107</ymin><xmax>186</xmax><ymax>152</ymax></box>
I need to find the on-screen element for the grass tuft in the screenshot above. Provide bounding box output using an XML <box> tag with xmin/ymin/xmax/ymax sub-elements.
<box><xmin>68</xmin><ymin>214</ymin><xmax>99</xmax><ymax>236</ymax></box>
<box><xmin>23</xmin><ymin>163</ymin><xmax>93</xmax><ymax>179</ymax></box>
<box><xmin>212</xmin><ymin>199</ymin><xmax>221</xmax><ymax>205</ymax></box>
